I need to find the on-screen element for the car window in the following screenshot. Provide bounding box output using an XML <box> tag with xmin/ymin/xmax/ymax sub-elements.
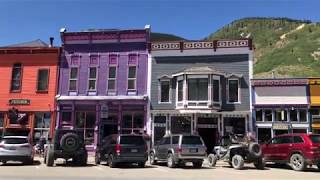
<box><xmin>309</xmin><ymin>135</ymin><xmax>320</xmax><ymax>143</ymax></box>
<box><xmin>164</xmin><ymin>137</ymin><xmax>171</xmax><ymax>145</ymax></box>
<box><xmin>182</xmin><ymin>136</ymin><xmax>203</xmax><ymax>145</ymax></box>
<box><xmin>293</xmin><ymin>136</ymin><xmax>304</xmax><ymax>143</ymax></box>
<box><xmin>120</xmin><ymin>136</ymin><xmax>145</xmax><ymax>145</ymax></box>
<box><xmin>172</xmin><ymin>136</ymin><xmax>180</xmax><ymax>144</ymax></box>
<box><xmin>272</xmin><ymin>136</ymin><xmax>292</xmax><ymax>144</ymax></box>
<box><xmin>1</xmin><ymin>138</ymin><xmax>28</xmax><ymax>144</ymax></box>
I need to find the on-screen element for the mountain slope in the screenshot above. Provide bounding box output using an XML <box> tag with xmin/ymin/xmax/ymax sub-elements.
<box><xmin>206</xmin><ymin>17</ymin><xmax>320</xmax><ymax>78</ymax></box>
<box><xmin>151</xmin><ymin>32</ymin><xmax>185</xmax><ymax>42</ymax></box>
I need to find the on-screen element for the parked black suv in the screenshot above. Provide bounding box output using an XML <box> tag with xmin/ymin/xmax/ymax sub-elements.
<box><xmin>95</xmin><ymin>134</ymin><xmax>148</xmax><ymax>168</ymax></box>
<box><xmin>150</xmin><ymin>134</ymin><xmax>207</xmax><ymax>168</ymax></box>
<box><xmin>44</xmin><ymin>129</ymin><xmax>88</xmax><ymax>167</ymax></box>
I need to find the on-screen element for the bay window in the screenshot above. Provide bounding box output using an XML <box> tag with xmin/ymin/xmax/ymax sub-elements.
<box><xmin>177</xmin><ymin>80</ymin><xmax>183</xmax><ymax>102</ymax></box>
<box><xmin>228</xmin><ymin>79</ymin><xmax>240</xmax><ymax>103</ymax></box>
<box><xmin>188</xmin><ymin>78</ymin><xmax>208</xmax><ymax>101</ymax></box>
<box><xmin>212</xmin><ymin>78</ymin><xmax>220</xmax><ymax>102</ymax></box>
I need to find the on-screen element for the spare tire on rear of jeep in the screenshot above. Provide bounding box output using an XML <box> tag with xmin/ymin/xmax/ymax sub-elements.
<box><xmin>60</xmin><ymin>132</ymin><xmax>81</xmax><ymax>152</ymax></box>
<box><xmin>248</xmin><ymin>143</ymin><xmax>262</xmax><ymax>158</ymax></box>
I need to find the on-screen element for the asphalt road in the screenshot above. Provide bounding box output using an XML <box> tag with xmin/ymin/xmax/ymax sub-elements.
<box><xmin>0</xmin><ymin>158</ymin><xmax>319</xmax><ymax>180</ymax></box>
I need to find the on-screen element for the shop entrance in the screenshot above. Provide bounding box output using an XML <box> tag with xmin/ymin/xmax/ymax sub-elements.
<box><xmin>99</xmin><ymin>114</ymin><xmax>118</xmax><ymax>144</ymax></box>
<box><xmin>197</xmin><ymin>117</ymin><xmax>218</xmax><ymax>154</ymax></box>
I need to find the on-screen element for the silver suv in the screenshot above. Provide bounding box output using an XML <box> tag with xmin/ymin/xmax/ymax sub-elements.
<box><xmin>149</xmin><ymin>134</ymin><xmax>206</xmax><ymax>168</ymax></box>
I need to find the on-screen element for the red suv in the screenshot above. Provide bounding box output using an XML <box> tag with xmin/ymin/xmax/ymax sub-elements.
<box><xmin>261</xmin><ymin>133</ymin><xmax>320</xmax><ymax>171</ymax></box>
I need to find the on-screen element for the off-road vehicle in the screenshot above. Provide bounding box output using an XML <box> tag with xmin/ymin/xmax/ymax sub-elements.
<box><xmin>44</xmin><ymin>129</ymin><xmax>88</xmax><ymax>167</ymax></box>
<box><xmin>208</xmin><ymin>134</ymin><xmax>265</xmax><ymax>170</ymax></box>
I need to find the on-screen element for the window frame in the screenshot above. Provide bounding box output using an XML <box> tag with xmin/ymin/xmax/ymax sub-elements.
<box><xmin>36</xmin><ymin>68</ymin><xmax>50</xmax><ymax>93</ymax></box>
<box><xmin>227</xmin><ymin>78</ymin><xmax>241</xmax><ymax>104</ymax></box>
<box><xmin>87</xmin><ymin>66</ymin><xmax>98</xmax><ymax>92</ymax></box>
<box><xmin>127</xmin><ymin>65</ymin><xmax>137</xmax><ymax>91</ymax></box>
<box><xmin>177</xmin><ymin>78</ymin><xmax>184</xmax><ymax>103</ymax></box>
<box><xmin>75</xmin><ymin>111</ymin><xmax>96</xmax><ymax>145</ymax></box>
<box><xmin>10</xmin><ymin>63</ymin><xmax>23</xmax><ymax>92</ymax></box>
<box><xmin>158</xmin><ymin>79</ymin><xmax>171</xmax><ymax>104</ymax></box>
<box><xmin>212</xmin><ymin>75</ymin><xmax>221</xmax><ymax>103</ymax></box>
<box><xmin>187</xmin><ymin>76</ymin><xmax>209</xmax><ymax>102</ymax></box>
<box><xmin>107</xmin><ymin>66</ymin><xmax>117</xmax><ymax>91</ymax></box>
<box><xmin>68</xmin><ymin>67</ymin><xmax>78</xmax><ymax>92</ymax></box>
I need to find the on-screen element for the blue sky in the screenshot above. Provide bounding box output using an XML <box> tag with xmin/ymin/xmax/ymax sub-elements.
<box><xmin>0</xmin><ymin>0</ymin><xmax>319</xmax><ymax>46</ymax></box>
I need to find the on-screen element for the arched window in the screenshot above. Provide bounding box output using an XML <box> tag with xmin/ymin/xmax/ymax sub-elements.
<box><xmin>11</xmin><ymin>63</ymin><xmax>22</xmax><ymax>91</ymax></box>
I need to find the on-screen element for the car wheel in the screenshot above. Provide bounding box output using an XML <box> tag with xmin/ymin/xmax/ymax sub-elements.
<box><xmin>108</xmin><ymin>154</ymin><xmax>116</xmax><ymax>168</ymax></box>
<box><xmin>2</xmin><ymin>161</ymin><xmax>6</xmax><ymax>165</ymax></box>
<box><xmin>193</xmin><ymin>161</ymin><xmax>203</xmax><ymax>168</ymax></box>
<box><xmin>149</xmin><ymin>152</ymin><xmax>157</xmax><ymax>165</ymax></box>
<box><xmin>208</xmin><ymin>154</ymin><xmax>217</xmax><ymax>167</ymax></box>
<box><xmin>79</xmin><ymin>151</ymin><xmax>88</xmax><ymax>166</ymax></box>
<box><xmin>248</xmin><ymin>143</ymin><xmax>262</xmax><ymax>158</ymax></box>
<box><xmin>290</xmin><ymin>153</ymin><xmax>306</xmax><ymax>171</ymax></box>
<box><xmin>24</xmin><ymin>158</ymin><xmax>34</xmax><ymax>165</ymax></box>
<box><xmin>138</xmin><ymin>162</ymin><xmax>145</xmax><ymax>168</ymax></box>
<box><xmin>95</xmin><ymin>152</ymin><xmax>101</xmax><ymax>165</ymax></box>
<box><xmin>232</xmin><ymin>155</ymin><xmax>244</xmax><ymax>170</ymax></box>
<box><xmin>317</xmin><ymin>163</ymin><xmax>320</xmax><ymax>170</ymax></box>
<box><xmin>46</xmin><ymin>145</ymin><xmax>54</xmax><ymax>167</ymax></box>
<box><xmin>254</xmin><ymin>158</ymin><xmax>265</xmax><ymax>170</ymax></box>
<box><xmin>167</xmin><ymin>153</ymin><xmax>176</xmax><ymax>168</ymax></box>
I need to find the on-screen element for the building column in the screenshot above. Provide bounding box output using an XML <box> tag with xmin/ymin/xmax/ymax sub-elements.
<box><xmin>117</xmin><ymin>103</ymin><xmax>122</xmax><ymax>133</ymax></box>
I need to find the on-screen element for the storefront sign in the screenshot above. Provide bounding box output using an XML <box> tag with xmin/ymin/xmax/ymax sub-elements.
<box><xmin>197</xmin><ymin>124</ymin><xmax>218</xmax><ymax>129</ymax></box>
<box><xmin>312</xmin><ymin>115</ymin><xmax>320</xmax><ymax>123</ymax></box>
<box><xmin>101</xmin><ymin>105</ymin><xmax>109</xmax><ymax>119</ymax></box>
<box><xmin>272</xmin><ymin>123</ymin><xmax>290</xmax><ymax>130</ymax></box>
<box><xmin>9</xmin><ymin>99</ymin><xmax>30</xmax><ymax>105</ymax></box>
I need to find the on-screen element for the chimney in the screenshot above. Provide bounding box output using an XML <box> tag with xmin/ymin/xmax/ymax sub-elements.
<box><xmin>49</xmin><ymin>37</ymin><xmax>54</xmax><ymax>47</ymax></box>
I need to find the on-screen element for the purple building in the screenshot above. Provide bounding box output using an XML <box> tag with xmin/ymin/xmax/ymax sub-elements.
<box><xmin>56</xmin><ymin>26</ymin><xmax>151</xmax><ymax>152</ymax></box>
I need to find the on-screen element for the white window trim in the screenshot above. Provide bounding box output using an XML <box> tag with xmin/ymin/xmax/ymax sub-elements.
<box><xmin>88</xmin><ymin>67</ymin><xmax>98</xmax><ymax>91</ymax></box>
<box><xmin>127</xmin><ymin>65</ymin><xmax>137</xmax><ymax>91</ymax></box>
<box><xmin>69</xmin><ymin>67</ymin><xmax>78</xmax><ymax>91</ymax></box>
<box><xmin>212</xmin><ymin>75</ymin><xmax>221</xmax><ymax>104</ymax></box>
<box><xmin>107</xmin><ymin>66</ymin><xmax>117</xmax><ymax>91</ymax></box>
<box><xmin>158</xmin><ymin>79</ymin><xmax>172</xmax><ymax>104</ymax></box>
<box><xmin>176</xmin><ymin>77</ymin><xmax>184</xmax><ymax>107</ymax></box>
<box><xmin>227</xmin><ymin>78</ymin><xmax>241</xmax><ymax>104</ymax></box>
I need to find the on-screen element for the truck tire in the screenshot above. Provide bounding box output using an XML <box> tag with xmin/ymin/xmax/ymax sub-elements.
<box><xmin>108</xmin><ymin>154</ymin><xmax>116</xmax><ymax>168</ymax></box>
<box><xmin>248</xmin><ymin>143</ymin><xmax>262</xmax><ymax>158</ymax></box>
<box><xmin>254</xmin><ymin>158</ymin><xmax>265</xmax><ymax>170</ymax></box>
<box><xmin>167</xmin><ymin>153</ymin><xmax>176</xmax><ymax>168</ymax></box>
<box><xmin>95</xmin><ymin>152</ymin><xmax>101</xmax><ymax>165</ymax></box>
<box><xmin>60</xmin><ymin>133</ymin><xmax>81</xmax><ymax>153</ymax></box>
<box><xmin>149</xmin><ymin>152</ymin><xmax>157</xmax><ymax>165</ymax></box>
<box><xmin>290</xmin><ymin>153</ymin><xmax>306</xmax><ymax>171</ymax></box>
<box><xmin>232</xmin><ymin>155</ymin><xmax>244</xmax><ymax>170</ymax></box>
<box><xmin>46</xmin><ymin>145</ymin><xmax>54</xmax><ymax>167</ymax></box>
<box><xmin>208</xmin><ymin>154</ymin><xmax>217</xmax><ymax>167</ymax></box>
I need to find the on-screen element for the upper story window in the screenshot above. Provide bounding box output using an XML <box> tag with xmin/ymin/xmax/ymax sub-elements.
<box><xmin>88</xmin><ymin>67</ymin><xmax>97</xmax><ymax>91</ymax></box>
<box><xmin>69</xmin><ymin>67</ymin><xmax>78</xmax><ymax>91</ymax></box>
<box><xmin>228</xmin><ymin>79</ymin><xmax>240</xmax><ymax>103</ymax></box>
<box><xmin>128</xmin><ymin>66</ymin><xmax>136</xmax><ymax>90</ymax></box>
<box><xmin>177</xmin><ymin>80</ymin><xmax>183</xmax><ymax>102</ymax></box>
<box><xmin>188</xmin><ymin>77</ymin><xmax>208</xmax><ymax>101</ymax></box>
<box><xmin>0</xmin><ymin>113</ymin><xmax>4</xmax><ymax>128</ymax></box>
<box><xmin>212</xmin><ymin>76</ymin><xmax>220</xmax><ymax>102</ymax></box>
<box><xmin>11</xmin><ymin>63</ymin><xmax>22</xmax><ymax>92</ymax></box>
<box><xmin>159</xmin><ymin>80</ymin><xmax>171</xmax><ymax>103</ymax></box>
<box><xmin>37</xmin><ymin>69</ymin><xmax>49</xmax><ymax>92</ymax></box>
<box><xmin>108</xmin><ymin>66</ymin><xmax>117</xmax><ymax>90</ymax></box>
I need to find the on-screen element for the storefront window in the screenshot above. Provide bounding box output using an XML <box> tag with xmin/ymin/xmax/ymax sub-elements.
<box><xmin>0</xmin><ymin>113</ymin><xmax>4</xmax><ymax>127</ymax></box>
<box><xmin>154</xmin><ymin>116</ymin><xmax>166</xmax><ymax>144</ymax></box>
<box><xmin>275</xmin><ymin>109</ymin><xmax>287</xmax><ymax>121</ymax></box>
<box><xmin>224</xmin><ymin>117</ymin><xmax>245</xmax><ymax>135</ymax></box>
<box><xmin>122</xmin><ymin>112</ymin><xmax>145</xmax><ymax>134</ymax></box>
<box><xmin>292</xmin><ymin>129</ymin><xmax>307</xmax><ymax>133</ymax></box>
<box><xmin>171</xmin><ymin>116</ymin><xmax>191</xmax><ymax>134</ymax></box>
<box><xmin>290</xmin><ymin>110</ymin><xmax>298</xmax><ymax>122</ymax></box>
<box><xmin>264</xmin><ymin>110</ymin><xmax>273</xmax><ymax>121</ymax></box>
<box><xmin>257</xmin><ymin>128</ymin><xmax>271</xmax><ymax>143</ymax></box>
<box><xmin>255</xmin><ymin>110</ymin><xmax>263</xmax><ymax>121</ymax></box>
<box><xmin>34</xmin><ymin>112</ymin><xmax>51</xmax><ymax>144</ymax></box>
<box><xmin>299</xmin><ymin>109</ymin><xmax>307</xmax><ymax>122</ymax></box>
<box><xmin>75</xmin><ymin>112</ymin><xmax>96</xmax><ymax>145</ymax></box>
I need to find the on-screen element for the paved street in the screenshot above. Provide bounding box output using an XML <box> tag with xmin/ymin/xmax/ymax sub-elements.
<box><xmin>0</xmin><ymin>157</ymin><xmax>319</xmax><ymax>180</ymax></box>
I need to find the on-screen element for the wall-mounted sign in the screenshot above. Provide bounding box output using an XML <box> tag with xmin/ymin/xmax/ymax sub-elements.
<box><xmin>272</xmin><ymin>123</ymin><xmax>290</xmax><ymax>130</ymax></box>
<box><xmin>9</xmin><ymin>99</ymin><xmax>30</xmax><ymax>105</ymax></box>
<box><xmin>101</xmin><ymin>105</ymin><xmax>109</xmax><ymax>119</ymax></box>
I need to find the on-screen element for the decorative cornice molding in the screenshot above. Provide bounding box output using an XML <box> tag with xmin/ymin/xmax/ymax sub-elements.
<box><xmin>252</xmin><ymin>79</ymin><xmax>308</xmax><ymax>86</ymax></box>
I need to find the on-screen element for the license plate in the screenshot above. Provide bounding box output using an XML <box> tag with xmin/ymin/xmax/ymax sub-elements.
<box><xmin>7</xmin><ymin>147</ymin><xmax>16</xmax><ymax>150</ymax></box>
<box><xmin>131</xmin><ymin>149</ymin><xmax>138</xmax><ymax>153</ymax></box>
<box><xmin>189</xmin><ymin>148</ymin><xmax>198</xmax><ymax>153</ymax></box>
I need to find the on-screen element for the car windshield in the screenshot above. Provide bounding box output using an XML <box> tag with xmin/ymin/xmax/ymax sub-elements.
<box><xmin>182</xmin><ymin>136</ymin><xmax>203</xmax><ymax>145</ymax></box>
<box><xmin>309</xmin><ymin>135</ymin><xmax>320</xmax><ymax>143</ymax></box>
<box><xmin>1</xmin><ymin>138</ymin><xmax>28</xmax><ymax>144</ymax></box>
<box><xmin>120</xmin><ymin>136</ymin><xmax>145</xmax><ymax>145</ymax></box>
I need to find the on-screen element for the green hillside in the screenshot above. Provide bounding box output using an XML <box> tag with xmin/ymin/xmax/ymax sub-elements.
<box><xmin>206</xmin><ymin>17</ymin><xmax>320</xmax><ymax>78</ymax></box>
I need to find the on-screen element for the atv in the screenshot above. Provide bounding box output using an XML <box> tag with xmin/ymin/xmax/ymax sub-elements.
<box><xmin>208</xmin><ymin>133</ymin><xmax>265</xmax><ymax>170</ymax></box>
